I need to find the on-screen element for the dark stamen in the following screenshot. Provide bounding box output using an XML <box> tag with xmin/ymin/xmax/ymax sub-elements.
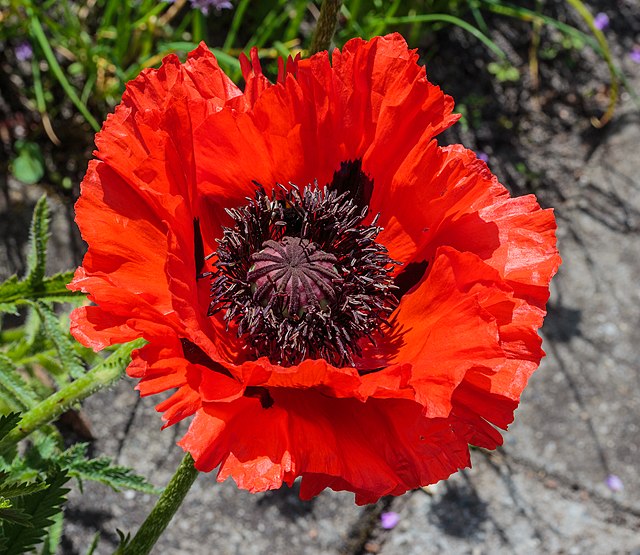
<box><xmin>208</xmin><ymin>173</ymin><xmax>398</xmax><ymax>367</ymax></box>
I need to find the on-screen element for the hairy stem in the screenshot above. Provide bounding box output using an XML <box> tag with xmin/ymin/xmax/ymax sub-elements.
<box><xmin>309</xmin><ymin>0</ymin><xmax>343</xmax><ymax>54</ymax></box>
<box><xmin>0</xmin><ymin>340</ymin><xmax>142</xmax><ymax>455</ymax></box>
<box><xmin>120</xmin><ymin>453</ymin><xmax>199</xmax><ymax>555</ymax></box>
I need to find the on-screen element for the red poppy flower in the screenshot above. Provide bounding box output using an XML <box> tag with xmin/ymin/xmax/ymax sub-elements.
<box><xmin>69</xmin><ymin>34</ymin><xmax>560</xmax><ymax>504</ymax></box>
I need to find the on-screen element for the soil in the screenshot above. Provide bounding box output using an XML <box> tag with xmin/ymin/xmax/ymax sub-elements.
<box><xmin>1</xmin><ymin>1</ymin><xmax>639</xmax><ymax>553</ymax></box>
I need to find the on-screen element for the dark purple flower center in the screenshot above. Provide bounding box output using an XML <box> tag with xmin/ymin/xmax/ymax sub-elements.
<box><xmin>248</xmin><ymin>237</ymin><xmax>339</xmax><ymax>316</ymax></box>
<box><xmin>207</xmin><ymin>163</ymin><xmax>399</xmax><ymax>367</ymax></box>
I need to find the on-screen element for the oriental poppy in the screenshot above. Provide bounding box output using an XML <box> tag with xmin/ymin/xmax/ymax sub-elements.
<box><xmin>69</xmin><ymin>34</ymin><xmax>560</xmax><ymax>504</ymax></box>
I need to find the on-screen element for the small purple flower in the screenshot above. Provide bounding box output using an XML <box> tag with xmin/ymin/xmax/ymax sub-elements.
<box><xmin>630</xmin><ymin>46</ymin><xmax>640</xmax><ymax>64</ymax></box>
<box><xmin>477</xmin><ymin>151</ymin><xmax>489</xmax><ymax>163</ymax></box>
<box><xmin>606</xmin><ymin>474</ymin><xmax>624</xmax><ymax>492</ymax></box>
<box><xmin>593</xmin><ymin>13</ymin><xmax>609</xmax><ymax>31</ymax></box>
<box><xmin>380</xmin><ymin>511</ymin><xmax>400</xmax><ymax>530</ymax></box>
<box><xmin>189</xmin><ymin>0</ymin><xmax>232</xmax><ymax>15</ymax></box>
<box><xmin>15</xmin><ymin>41</ymin><xmax>33</xmax><ymax>62</ymax></box>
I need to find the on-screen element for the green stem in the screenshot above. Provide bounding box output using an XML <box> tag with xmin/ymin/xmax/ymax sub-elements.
<box><xmin>120</xmin><ymin>453</ymin><xmax>199</xmax><ymax>555</ymax></box>
<box><xmin>309</xmin><ymin>0</ymin><xmax>343</xmax><ymax>54</ymax></box>
<box><xmin>0</xmin><ymin>340</ymin><xmax>142</xmax><ymax>455</ymax></box>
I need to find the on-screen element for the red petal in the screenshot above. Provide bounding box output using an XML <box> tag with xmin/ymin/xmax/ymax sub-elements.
<box><xmin>378</xmin><ymin>247</ymin><xmax>504</xmax><ymax>417</ymax></box>
<box><xmin>180</xmin><ymin>391</ymin><xmax>472</xmax><ymax>504</ymax></box>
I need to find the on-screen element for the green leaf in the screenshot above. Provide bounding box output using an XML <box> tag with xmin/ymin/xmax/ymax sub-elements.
<box><xmin>10</xmin><ymin>141</ymin><xmax>45</xmax><ymax>185</ymax></box>
<box><xmin>0</xmin><ymin>506</ymin><xmax>33</xmax><ymax>527</ymax></box>
<box><xmin>0</xmin><ymin>355</ymin><xmax>41</xmax><ymax>411</ymax></box>
<box><xmin>28</xmin><ymin>12</ymin><xmax>100</xmax><ymax>131</ymax></box>
<box><xmin>30</xmin><ymin>302</ymin><xmax>85</xmax><ymax>379</ymax></box>
<box><xmin>488</xmin><ymin>61</ymin><xmax>520</xmax><ymax>82</ymax></box>
<box><xmin>39</xmin><ymin>510</ymin><xmax>63</xmax><ymax>555</ymax></box>
<box><xmin>0</xmin><ymin>414</ymin><xmax>22</xmax><ymax>442</ymax></box>
<box><xmin>0</xmin><ymin>304</ymin><xmax>19</xmax><ymax>316</ymax></box>
<box><xmin>0</xmin><ymin>470</ymin><xmax>70</xmax><ymax>555</ymax></box>
<box><xmin>0</xmin><ymin>198</ymin><xmax>81</xmax><ymax>313</ymax></box>
<box><xmin>0</xmin><ymin>272</ymin><xmax>83</xmax><ymax>311</ymax></box>
<box><xmin>27</xmin><ymin>433</ymin><xmax>62</xmax><ymax>468</ymax></box>
<box><xmin>0</xmin><ymin>480</ymin><xmax>48</xmax><ymax>500</ymax></box>
<box><xmin>0</xmin><ymin>340</ymin><xmax>142</xmax><ymax>458</ymax></box>
<box><xmin>0</xmin><ymin>277</ymin><xmax>21</xmax><ymax>315</ymax></box>
<box><xmin>26</xmin><ymin>195</ymin><xmax>50</xmax><ymax>288</ymax></box>
<box><xmin>55</xmin><ymin>443</ymin><xmax>160</xmax><ymax>494</ymax></box>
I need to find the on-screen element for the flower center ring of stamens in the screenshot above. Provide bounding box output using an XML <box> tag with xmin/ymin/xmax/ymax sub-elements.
<box><xmin>208</xmin><ymin>169</ymin><xmax>399</xmax><ymax>367</ymax></box>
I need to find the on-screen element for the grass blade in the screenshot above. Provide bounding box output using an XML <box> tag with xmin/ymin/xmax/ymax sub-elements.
<box><xmin>373</xmin><ymin>13</ymin><xmax>508</xmax><ymax>60</ymax></box>
<box><xmin>28</xmin><ymin>10</ymin><xmax>100</xmax><ymax>131</ymax></box>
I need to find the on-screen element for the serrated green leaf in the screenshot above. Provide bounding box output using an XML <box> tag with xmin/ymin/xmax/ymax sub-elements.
<box><xmin>0</xmin><ymin>276</ymin><xmax>21</xmax><ymax>315</ymax></box>
<box><xmin>0</xmin><ymin>303</ymin><xmax>19</xmax><ymax>315</ymax></box>
<box><xmin>55</xmin><ymin>444</ymin><xmax>160</xmax><ymax>495</ymax></box>
<box><xmin>2</xmin><ymin>309</ymin><xmax>45</xmax><ymax>364</ymax></box>
<box><xmin>31</xmin><ymin>432</ymin><xmax>60</xmax><ymax>461</ymax></box>
<box><xmin>0</xmin><ymin>326</ymin><xmax>27</xmax><ymax>346</ymax></box>
<box><xmin>26</xmin><ymin>196</ymin><xmax>50</xmax><ymax>288</ymax></box>
<box><xmin>0</xmin><ymin>480</ymin><xmax>48</xmax><ymax>499</ymax></box>
<box><xmin>0</xmin><ymin>469</ymin><xmax>70</xmax><ymax>555</ymax></box>
<box><xmin>30</xmin><ymin>302</ymin><xmax>85</xmax><ymax>379</ymax></box>
<box><xmin>0</xmin><ymin>355</ymin><xmax>40</xmax><ymax>411</ymax></box>
<box><xmin>0</xmin><ymin>271</ymin><xmax>83</xmax><ymax>308</ymax></box>
<box><xmin>0</xmin><ymin>414</ymin><xmax>22</xmax><ymax>442</ymax></box>
<box><xmin>39</xmin><ymin>510</ymin><xmax>63</xmax><ymax>555</ymax></box>
<box><xmin>0</xmin><ymin>390</ymin><xmax>22</xmax><ymax>414</ymax></box>
<box><xmin>0</xmin><ymin>506</ymin><xmax>33</xmax><ymax>527</ymax></box>
<box><xmin>21</xmin><ymin>306</ymin><xmax>45</xmax><ymax>351</ymax></box>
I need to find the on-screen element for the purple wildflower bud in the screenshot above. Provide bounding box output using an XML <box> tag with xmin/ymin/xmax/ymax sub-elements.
<box><xmin>477</xmin><ymin>151</ymin><xmax>489</xmax><ymax>163</ymax></box>
<box><xmin>380</xmin><ymin>511</ymin><xmax>400</xmax><ymax>530</ymax></box>
<box><xmin>630</xmin><ymin>46</ymin><xmax>640</xmax><ymax>64</ymax></box>
<box><xmin>189</xmin><ymin>0</ymin><xmax>233</xmax><ymax>15</ymax></box>
<box><xmin>606</xmin><ymin>474</ymin><xmax>624</xmax><ymax>492</ymax></box>
<box><xmin>593</xmin><ymin>13</ymin><xmax>609</xmax><ymax>31</ymax></box>
<box><xmin>15</xmin><ymin>41</ymin><xmax>33</xmax><ymax>62</ymax></box>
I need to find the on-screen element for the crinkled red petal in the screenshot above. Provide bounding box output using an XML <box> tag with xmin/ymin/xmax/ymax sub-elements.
<box><xmin>179</xmin><ymin>392</ymin><xmax>473</xmax><ymax>505</ymax></box>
